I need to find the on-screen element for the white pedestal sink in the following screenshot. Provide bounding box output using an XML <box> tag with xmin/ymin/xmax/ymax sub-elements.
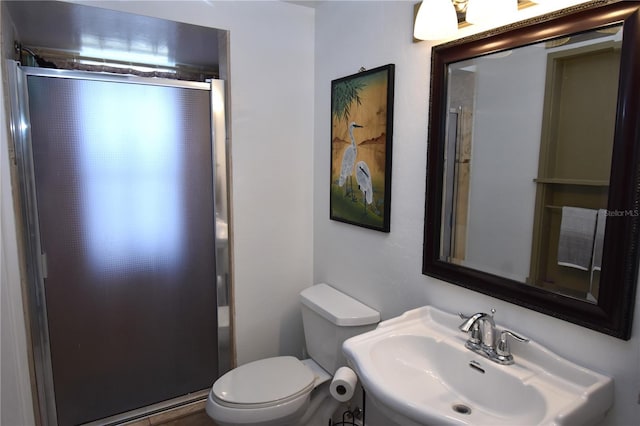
<box><xmin>343</xmin><ymin>306</ymin><xmax>613</xmax><ymax>426</ymax></box>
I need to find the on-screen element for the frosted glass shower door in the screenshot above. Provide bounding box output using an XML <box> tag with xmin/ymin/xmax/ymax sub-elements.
<box><xmin>25</xmin><ymin>73</ymin><xmax>218</xmax><ymax>425</ymax></box>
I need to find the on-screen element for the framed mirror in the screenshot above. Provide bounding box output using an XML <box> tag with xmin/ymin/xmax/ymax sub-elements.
<box><xmin>423</xmin><ymin>0</ymin><xmax>640</xmax><ymax>339</ymax></box>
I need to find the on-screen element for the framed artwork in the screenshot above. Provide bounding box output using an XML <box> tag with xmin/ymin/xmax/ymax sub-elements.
<box><xmin>330</xmin><ymin>64</ymin><xmax>395</xmax><ymax>232</ymax></box>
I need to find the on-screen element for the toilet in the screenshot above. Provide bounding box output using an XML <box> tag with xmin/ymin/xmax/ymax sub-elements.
<box><xmin>205</xmin><ymin>283</ymin><xmax>380</xmax><ymax>426</ymax></box>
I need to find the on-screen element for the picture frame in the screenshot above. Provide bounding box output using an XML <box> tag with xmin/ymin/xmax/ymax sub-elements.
<box><xmin>330</xmin><ymin>64</ymin><xmax>395</xmax><ymax>232</ymax></box>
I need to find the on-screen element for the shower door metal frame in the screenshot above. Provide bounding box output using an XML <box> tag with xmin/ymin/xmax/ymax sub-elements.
<box><xmin>6</xmin><ymin>61</ymin><xmax>232</xmax><ymax>425</ymax></box>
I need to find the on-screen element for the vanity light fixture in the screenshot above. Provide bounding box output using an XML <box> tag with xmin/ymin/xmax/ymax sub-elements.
<box><xmin>414</xmin><ymin>0</ymin><xmax>522</xmax><ymax>40</ymax></box>
<box><xmin>413</xmin><ymin>0</ymin><xmax>458</xmax><ymax>41</ymax></box>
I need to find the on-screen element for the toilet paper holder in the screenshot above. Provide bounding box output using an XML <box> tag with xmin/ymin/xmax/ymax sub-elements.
<box><xmin>329</xmin><ymin>387</ymin><xmax>366</xmax><ymax>426</ymax></box>
<box><xmin>330</xmin><ymin>366</ymin><xmax>359</xmax><ymax>402</ymax></box>
<box><xmin>328</xmin><ymin>366</ymin><xmax>365</xmax><ymax>426</ymax></box>
<box><xmin>331</xmin><ymin>405</ymin><xmax>363</xmax><ymax>426</ymax></box>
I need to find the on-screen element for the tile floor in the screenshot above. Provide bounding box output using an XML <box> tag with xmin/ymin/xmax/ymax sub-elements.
<box><xmin>154</xmin><ymin>410</ymin><xmax>216</xmax><ymax>426</ymax></box>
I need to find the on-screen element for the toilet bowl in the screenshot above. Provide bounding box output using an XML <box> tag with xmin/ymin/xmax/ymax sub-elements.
<box><xmin>206</xmin><ymin>357</ymin><xmax>332</xmax><ymax>426</ymax></box>
<box><xmin>205</xmin><ymin>283</ymin><xmax>380</xmax><ymax>426</ymax></box>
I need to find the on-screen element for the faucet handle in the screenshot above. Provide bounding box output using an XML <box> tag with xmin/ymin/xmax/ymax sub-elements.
<box><xmin>459</xmin><ymin>308</ymin><xmax>495</xmax><ymax>320</ymax></box>
<box><xmin>496</xmin><ymin>330</ymin><xmax>529</xmax><ymax>358</ymax></box>
<box><xmin>458</xmin><ymin>313</ymin><xmax>482</xmax><ymax>346</ymax></box>
<box><xmin>468</xmin><ymin>321</ymin><xmax>481</xmax><ymax>345</ymax></box>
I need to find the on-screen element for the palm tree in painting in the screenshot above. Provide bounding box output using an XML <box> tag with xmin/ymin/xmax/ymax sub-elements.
<box><xmin>332</xmin><ymin>80</ymin><xmax>366</xmax><ymax>123</ymax></box>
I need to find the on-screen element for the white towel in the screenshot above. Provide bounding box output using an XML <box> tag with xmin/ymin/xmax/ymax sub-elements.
<box><xmin>557</xmin><ymin>207</ymin><xmax>597</xmax><ymax>271</ymax></box>
<box><xmin>591</xmin><ymin>209</ymin><xmax>607</xmax><ymax>272</ymax></box>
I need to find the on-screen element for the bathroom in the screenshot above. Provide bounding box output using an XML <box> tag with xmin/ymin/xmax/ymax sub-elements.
<box><xmin>1</xmin><ymin>0</ymin><xmax>639</xmax><ymax>425</ymax></box>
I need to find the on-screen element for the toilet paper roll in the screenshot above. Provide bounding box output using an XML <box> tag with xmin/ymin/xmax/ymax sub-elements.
<box><xmin>330</xmin><ymin>366</ymin><xmax>358</xmax><ymax>402</ymax></box>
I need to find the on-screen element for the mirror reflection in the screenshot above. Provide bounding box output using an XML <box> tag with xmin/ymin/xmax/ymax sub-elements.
<box><xmin>440</xmin><ymin>24</ymin><xmax>623</xmax><ymax>303</ymax></box>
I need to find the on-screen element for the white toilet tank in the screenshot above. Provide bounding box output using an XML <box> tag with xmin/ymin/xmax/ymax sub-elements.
<box><xmin>300</xmin><ymin>283</ymin><xmax>379</xmax><ymax>374</ymax></box>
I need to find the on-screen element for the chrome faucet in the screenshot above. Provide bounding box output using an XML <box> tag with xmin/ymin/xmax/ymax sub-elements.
<box><xmin>458</xmin><ymin>309</ymin><xmax>528</xmax><ymax>365</ymax></box>
<box><xmin>459</xmin><ymin>310</ymin><xmax>496</xmax><ymax>350</ymax></box>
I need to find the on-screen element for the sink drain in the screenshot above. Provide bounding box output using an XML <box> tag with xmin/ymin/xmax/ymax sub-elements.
<box><xmin>452</xmin><ymin>403</ymin><xmax>472</xmax><ymax>415</ymax></box>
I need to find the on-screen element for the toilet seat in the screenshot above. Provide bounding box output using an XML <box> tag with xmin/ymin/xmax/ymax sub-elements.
<box><xmin>212</xmin><ymin>356</ymin><xmax>315</xmax><ymax>408</ymax></box>
<box><xmin>207</xmin><ymin>356</ymin><xmax>317</xmax><ymax>425</ymax></box>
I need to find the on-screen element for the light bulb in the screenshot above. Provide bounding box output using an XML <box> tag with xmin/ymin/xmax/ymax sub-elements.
<box><xmin>414</xmin><ymin>0</ymin><xmax>458</xmax><ymax>41</ymax></box>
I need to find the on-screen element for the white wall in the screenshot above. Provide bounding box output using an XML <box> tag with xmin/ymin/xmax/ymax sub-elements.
<box><xmin>314</xmin><ymin>1</ymin><xmax>640</xmax><ymax>425</ymax></box>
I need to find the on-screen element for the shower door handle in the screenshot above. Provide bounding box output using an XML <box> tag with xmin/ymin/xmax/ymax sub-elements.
<box><xmin>40</xmin><ymin>252</ymin><xmax>48</xmax><ymax>279</ymax></box>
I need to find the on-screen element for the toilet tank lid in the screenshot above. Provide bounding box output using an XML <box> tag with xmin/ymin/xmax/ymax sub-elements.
<box><xmin>300</xmin><ymin>283</ymin><xmax>380</xmax><ymax>326</ymax></box>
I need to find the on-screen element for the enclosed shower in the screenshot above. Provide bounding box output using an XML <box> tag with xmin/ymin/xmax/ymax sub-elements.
<box><xmin>4</xmin><ymin>2</ymin><xmax>231</xmax><ymax>425</ymax></box>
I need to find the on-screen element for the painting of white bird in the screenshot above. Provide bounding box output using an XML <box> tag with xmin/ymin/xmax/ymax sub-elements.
<box><xmin>355</xmin><ymin>161</ymin><xmax>373</xmax><ymax>213</ymax></box>
<box><xmin>338</xmin><ymin>122</ymin><xmax>363</xmax><ymax>198</ymax></box>
<box><xmin>329</xmin><ymin>64</ymin><xmax>395</xmax><ymax>232</ymax></box>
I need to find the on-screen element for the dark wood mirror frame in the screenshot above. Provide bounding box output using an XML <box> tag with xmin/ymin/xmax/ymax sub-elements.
<box><xmin>423</xmin><ymin>0</ymin><xmax>640</xmax><ymax>340</ymax></box>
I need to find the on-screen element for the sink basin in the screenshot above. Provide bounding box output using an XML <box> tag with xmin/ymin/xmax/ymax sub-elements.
<box><xmin>343</xmin><ymin>306</ymin><xmax>613</xmax><ymax>426</ymax></box>
<box><xmin>370</xmin><ymin>335</ymin><xmax>547</xmax><ymax>424</ymax></box>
